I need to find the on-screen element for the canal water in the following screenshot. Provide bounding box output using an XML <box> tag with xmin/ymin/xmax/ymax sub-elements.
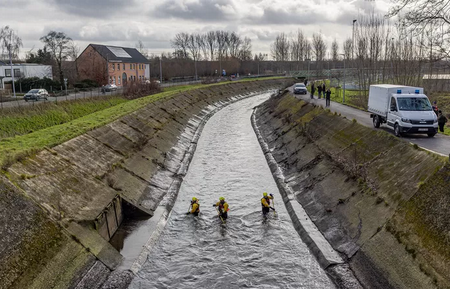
<box><xmin>128</xmin><ymin>93</ymin><xmax>334</xmax><ymax>288</ymax></box>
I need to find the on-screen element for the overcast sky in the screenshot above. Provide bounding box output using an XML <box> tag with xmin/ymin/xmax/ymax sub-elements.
<box><xmin>2</xmin><ymin>0</ymin><xmax>393</xmax><ymax>58</ymax></box>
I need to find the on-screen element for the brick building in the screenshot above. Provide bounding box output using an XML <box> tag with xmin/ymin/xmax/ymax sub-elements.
<box><xmin>76</xmin><ymin>44</ymin><xmax>150</xmax><ymax>86</ymax></box>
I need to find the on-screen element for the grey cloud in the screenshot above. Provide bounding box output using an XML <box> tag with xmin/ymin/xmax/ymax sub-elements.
<box><xmin>50</xmin><ymin>0</ymin><xmax>136</xmax><ymax>18</ymax></box>
<box><xmin>245</xmin><ymin>6</ymin><xmax>325</xmax><ymax>25</ymax></box>
<box><xmin>151</xmin><ymin>0</ymin><xmax>236</xmax><ymax>21</ymax></box>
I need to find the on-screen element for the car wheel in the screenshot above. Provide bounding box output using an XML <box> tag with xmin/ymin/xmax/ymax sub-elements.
<box><xmin>25</xmin><ymin>99</ymin><xmax>28</xmax><ymax>102</ymax></box>
<box><xmin>36</xmin><ymin>96</ymin><xmax>40</xmax><ymax>101</ymax></box>
<box><xmin>373</xmin><ymin>115</ymin><xmax>380</xmax><ymax>128</ymax></box>
<box><xmin>427</xmin><ymin>133</ymin><xmax>436</xmax><ymax>137</ymax></box>
<box><xmin>394</xmin><ymin>124</ymin><xmax>402</xmax><ymax>137</ymax></box>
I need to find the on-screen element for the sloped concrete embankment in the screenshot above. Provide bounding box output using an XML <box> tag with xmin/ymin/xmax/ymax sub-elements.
<box><xmin>0</xmin><ymin>78</ymin><xmax>295</xmax><ymax>289</ymax></box>
<box><xmin>253</xmin><ymin>91</ymin><xmax>449</xmax><ymax>289</ymax></box>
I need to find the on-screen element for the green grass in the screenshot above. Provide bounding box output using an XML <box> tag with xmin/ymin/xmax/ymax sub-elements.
<box><xmin>0</xmin><ymin>96</ymin><xmax>128</xmax><ymax>139</ymax></box>
<box><xmin>0</xmin><ymin>77</ymin><xmax>291</xmax><ymax>168</ymax></box>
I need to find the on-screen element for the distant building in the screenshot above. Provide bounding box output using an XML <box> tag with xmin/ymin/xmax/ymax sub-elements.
<box><xmin>0</xmin><ymin>61</ymin><xmax>53</xmax><ymax>89</ymax></box>
<box><xmin>423</xmin><ymin>74</ymin><xmax>450</xmax><ymax>92</ymax></box>
<box><xmin>76</xmin><ymin>44</ymin><xmax>150</xmax><ymax>86</ymax></box>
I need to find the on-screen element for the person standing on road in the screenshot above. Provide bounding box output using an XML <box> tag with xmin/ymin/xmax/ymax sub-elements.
<box><xmin>437</xmin><ymin>110</ymin><xmax>448</xmax><ymax>132</ymax></box>
<box><xmin>304</xmin><ymin>79</ymin><xmax>308</xmax><ymax>86</ymax></box>
<box><xmin>322</xmin><ymin>83</ymin><xmax>326</xmax><ymax>98</ymax></box>
<box><xmin>187</xmin><ymin>197</ymin><xmax>200</xmax><ymax>216</ymax></box>
<box><xmin>432</xmin><ymin>101</ymin><xmax>439</xmax><ymax>116</ymax></box>
<box><xmin>213</xmin><ymin>197</ymin><xmax>229</xmax><ymax>220</ymax></box>
<box><xmin>325</xmin><ymin>88</ymin><xmax>331</xmax><ymax>107</ymax></box>
<box><xmin>317</xmin><ymin>84</ymin><xmax>322</xmax><ymax>99</ymax></box>
<box><xmin>261</xmin><ymin>192</ymin><xmax>275</xmax><ymax>217</ymax></box>
<box><xmin>310</xmin><ymin>83</ymin><xmax>315</xmax><ymax>99</ymax></box>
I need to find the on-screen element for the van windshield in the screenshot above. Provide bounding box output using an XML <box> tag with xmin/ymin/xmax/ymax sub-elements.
<box><xmin>397</xmin><ymin>97</ymin><xmax>432</xmax><ymax>111</ymax></box>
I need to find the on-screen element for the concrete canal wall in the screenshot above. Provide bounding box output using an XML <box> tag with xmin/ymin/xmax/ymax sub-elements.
<box><xmin>0</xmin><ymin>78</ymin><xmax>295</xmax><ymax>289</ymax></box>
<box><xmin>253</xmin><ymin>91</ymin><xmax>449</xmax><ymax>289</ymax></box>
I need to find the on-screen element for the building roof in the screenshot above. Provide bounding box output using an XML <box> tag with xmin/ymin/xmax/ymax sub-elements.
<box><xmin>88</xmin><ymin>44</ymin><xmax>149</xmax><ymax>64</ymax></box>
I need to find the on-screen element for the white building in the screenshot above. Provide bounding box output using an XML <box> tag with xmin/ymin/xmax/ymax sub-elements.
<box><xmin>0</xmin><ymin>62</ymin><xmax>53</xmax><ymax>89</ymax></box>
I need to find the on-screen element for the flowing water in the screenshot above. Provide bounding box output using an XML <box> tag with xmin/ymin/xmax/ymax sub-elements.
<box><xmin>128</xmin><ymin>93</ymin><xmax>335</xmax><ymax>289</ymax></box>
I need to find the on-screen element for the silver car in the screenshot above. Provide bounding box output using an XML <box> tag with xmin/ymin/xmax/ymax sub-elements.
<box><xmin>24</xmin><ymin>89</ymin><xmax>49</xmax><ymax>101</ymax></box>
<box><xmin>293</xmin><ymin>83</ymin><xmax>308</xmax><ymax>94</ymax></box>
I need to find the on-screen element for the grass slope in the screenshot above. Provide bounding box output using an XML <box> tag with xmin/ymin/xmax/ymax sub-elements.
<box><xmin>0</xmin><ymin>77</ymin><xmax>287</xmax><ymax>168</ymax></box>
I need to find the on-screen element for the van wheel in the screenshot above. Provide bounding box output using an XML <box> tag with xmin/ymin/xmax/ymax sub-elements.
<box><xmin>427</xmin><ymin>133</ymin><xmax>436</xmax><ymax>137</ymax></box>
<box><xmin>394</xmin><ymin>124</ymin><xmax>402</xmax><ymax>137</ymax></box>
<box><xmin>373</xmin><ymin>115</ymin><xmax>380</xmax><ymax>128</ymax></box>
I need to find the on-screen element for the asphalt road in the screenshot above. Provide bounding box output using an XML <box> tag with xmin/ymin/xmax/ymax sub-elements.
<box><xmin>289</xmin><ymin>85</ymin><xmax>450</xmax><ymax>156</ymax></box>
<box><xmin>0</xmin><ymin>88</ymin><xmax>120</xmax><ymax>109</ymax></box>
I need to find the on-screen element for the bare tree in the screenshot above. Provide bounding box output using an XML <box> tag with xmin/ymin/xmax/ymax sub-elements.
<box><xmin>206</xmin><ymin>31</ymin><xmax>217</xmax><ymax>61</ymax></box>
<box><xmin>271</xmin><ymin>33</ymin><xmax>290</xmax><ymax>61</ymax></box>
<box><xmin>136</xmin><ymin>40</ymin><xmax>149</xmax><ymax>58</ymax></box>
<box><xmin>0</xmin><ymin>26</ymin><xmax>23</xmax><ymax>60</ymax></box>
<box><xmin>68</xmin><ymin>40</ymin><xmax>80</xmax><ymax>80</ymax></box>
<box><xmin>228</xmin><ymin>32</ymin><xmax>242</xmax><ymax>58</ymax></box>
<box><xmin>388</xmin><ymin>0</ymin><xmax>449</xmax><ymax>59</ymax></box>
<box><xmin>40</xmin><ymin>31</ymin><xmax>72</xmax><ymax>85</ymax></box>
<box><xmin>198</xmin><ymin>34</ymin><xmax>209</xmax><ymax>60</ymax></box>
<box><xmin>238</xmin><ymin>37</ymin><xmax>252</xmax><ymax>61</ymax></box>
<box><xmin>331</xmin><ymin>39</ymin><xmax>339</xmax><ymax>61</ymax></box>
<box><xmin>342</xmin><ymin>38</ymin><xmax>353</xmax><ymax>60</ymax></box>
<box><xmin>171</xmin><ymin>33</ymin><xmax>190</xmax><ymax>59</ymax></box>
<box><xmin>187</xmin><ymin>33</ymin><xmax>202</xmax><ymax>79</ymax></box>
<box><xmin>312</xmin><ymin>33</ymin><xmax>327</xmax><ymax>62</ymax></box>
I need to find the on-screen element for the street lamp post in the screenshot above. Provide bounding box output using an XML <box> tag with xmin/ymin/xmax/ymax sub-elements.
<box><xmin>341</xmin><ymin>54</ymin><xmax>346</xmax><ymax>104</ymax></box>
<box><xmin>159</xmin><ymin>54</ymin><xmax>163</xmax><ymax>83</ymax></box>
<box><xmin>306</xmin><ymin>59</ymin><xmax>310</xmax><ymax>82</ymax></box>
<box><xmin>352</xmin><ymin>19</ymin><xmax>357</xmax><ymax>60</ymax></box>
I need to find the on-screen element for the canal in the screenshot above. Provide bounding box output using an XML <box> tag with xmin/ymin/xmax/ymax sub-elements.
<box><xmin>128</xmin><ymin>92</ymin><xmax>335</xmax><ymax>288</ymax></box>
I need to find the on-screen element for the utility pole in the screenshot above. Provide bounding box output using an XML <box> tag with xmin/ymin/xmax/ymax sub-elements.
<box><xmin>341</xmin><ymin>54</ymin><xmax>346</xmax><ymax>104</ymax></box>
<box><xmin>159</xmin><ymin>54</ymin><xmax>163</xmax><ymax>83</ymax></box>
<box><xmin>352</xmin><ymin>19</ymin><xmax>357</xmax><ymax>60</ymax></box>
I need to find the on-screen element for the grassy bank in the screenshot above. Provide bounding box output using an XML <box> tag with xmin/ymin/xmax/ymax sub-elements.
<box><xmin>0</xmin><ymin>96</ymin><xmax>128</xmax><ymax>139</ymax></box>
<box><xmin>0</xmin><ymin>77</ymin><xmax>289</xmax><ymax>168</ymax></box>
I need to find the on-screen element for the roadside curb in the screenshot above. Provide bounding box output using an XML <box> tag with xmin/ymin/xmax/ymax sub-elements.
<box><xmin>251</xmin><ymin>96</ymin><xmax>363</xmax><ymax>288</ymax></box>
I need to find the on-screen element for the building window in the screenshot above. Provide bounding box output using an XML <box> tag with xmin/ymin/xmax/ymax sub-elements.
<box><xmin>5</xmin><ymin>69</ymin><xmax>11</xmax><ymax>77</ymax></box>
<box><xmin>118</xmin><ymin>76</ymin><xmax>121</xmax><ymax>85</ymax></box>
<box><xmin>123</xmin><ymin>64</ymin><xmax>125</xmax><ymax>70</ymax></box>
<box><xmin>118</xmin><ymin>63</ymin><xmax>120</xmax><ymax>70</ymax></box>
<box><xmin>13</xmin><ymin>69</ymin><xmax>20</xmax><ymax>77</ymax></box>
<box><xmin>133</xmin><ymin>64</ymin><xmax>136</xmax><ymax>70</ymax></box>
<box><xmin>112</xmin><ymin>64</ymin><xmax>115</xmax><ymax>71</ymax></box>
<box><xmin>130</xmin><ymin>64</ymin><xmax>132</xmax><ymax>69</ymax></box>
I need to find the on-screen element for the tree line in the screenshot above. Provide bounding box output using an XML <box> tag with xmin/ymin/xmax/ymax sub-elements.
<box><xmin>1</xmin><ymin>0</ymin><xmax>448</xmax><ymax>90</ymax></box>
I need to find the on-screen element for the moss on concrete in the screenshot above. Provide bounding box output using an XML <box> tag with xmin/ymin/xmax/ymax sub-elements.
<box><xmin>255</xmin><ymin>91</ymin><xmax>449</xmax><ymax>288</ymax></box>
<box><xmin>0</xmin><ymin>78</ymin><xmax>296</xmax><ymax>289</ymax></box>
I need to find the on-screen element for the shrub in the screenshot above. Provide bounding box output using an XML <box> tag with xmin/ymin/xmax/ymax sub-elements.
<box><xmin>122</xmin><ymin>81</ymin><xmax>161</xmax><ymax>100</ymax></box>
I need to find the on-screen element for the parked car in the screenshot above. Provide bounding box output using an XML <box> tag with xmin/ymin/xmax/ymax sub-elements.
<box><xmin>24</xmin><ymin>89</ymin><xmax>49</xmax><ymax>101</ymax></box>
<box><xmin>101</xmin><ymin>84</ymin><xmax>118</xmax><ymax>92</ymax></box>
<box><xmin>293</xmin><ymin>83</ymin><xmax>308</xmax><ymax>94</ymax></box>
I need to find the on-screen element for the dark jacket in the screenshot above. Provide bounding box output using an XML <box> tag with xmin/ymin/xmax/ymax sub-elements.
<box><xmin>438</xmin><ymin>113</ymin><xmax>448</xmax><ymax>124</ymax></box>
<box><xmin>326</xmin><ymin>90</ymin><xmax>331</xmax><ymax>99</ymax></box>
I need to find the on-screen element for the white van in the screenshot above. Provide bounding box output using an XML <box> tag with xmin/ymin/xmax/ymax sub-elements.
<box><xmin>368</xmin><ymin>85</ymin><xmax>438</xmax><ymax>137</ymax></box>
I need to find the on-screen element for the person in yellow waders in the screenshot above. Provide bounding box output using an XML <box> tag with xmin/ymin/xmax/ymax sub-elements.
<box><xmin>261</xmin><ymin>192</ymin><xmax>275</xmax><ymax>217</ymax></box>
<box><xmin>187</xmin><ymin>197</ymin><xmax>200</xmax><ymax>216</ymax></box>
<box><xmin>213</xmin><ymin>197</ymin><xmax>229</xmax><ymax>220</ymax></box>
